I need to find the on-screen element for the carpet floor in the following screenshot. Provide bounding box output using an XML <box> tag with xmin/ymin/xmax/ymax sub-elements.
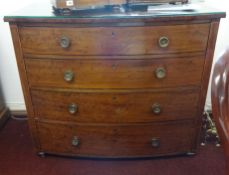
<box><xmin>0</xmin><ymin>118</ymin><xmax>226</xmax><ymax>175</ymax></box>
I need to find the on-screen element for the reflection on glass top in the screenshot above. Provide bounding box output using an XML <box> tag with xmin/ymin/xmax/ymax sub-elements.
<box><xmin>4</xmin><ymin>1</ymin><xmax>225</xmax><ymax>19</ymax></box>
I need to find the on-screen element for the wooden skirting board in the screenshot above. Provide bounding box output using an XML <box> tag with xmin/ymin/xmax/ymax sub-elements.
<box><xmin>10</xmin><ymin>110</ymin><xmax>27</xmax><ymax>117</ymax></box>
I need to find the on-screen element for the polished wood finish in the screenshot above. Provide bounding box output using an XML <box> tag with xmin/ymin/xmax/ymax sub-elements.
<box><xmin>193</xmin><ymin>20</ymin><xmax>220</xmax><ymax>148</ymax></box>
<box><xmin>211</xmin><ymin>48</ymin><xmax>229</xmax><ymax>175</ymax></box>
<box><xmin>9</xmin><ymin>24</ymin><xmax>40</xmax><ymax>150</ymax></box>
<box><xmin>25</xmin><ymin>56</ymin><xmax>205</xmax><ymax>89</ymax></box>
<box><xmin>19</xmin><ymin>24</ymin><xmax>209</xmax><ymax>56</ymax></box>
<box><xmin>37</xmin><ymin>120</ymin><xmax>195</xmax><ymax>157</ymax></box>
<box><xmin>31</xmin><ymin>88</ymin><xmax>199</xmax><ymax>123</ymax></box>
<box><xmin>6</xmin><ymin>7</ymin><xmax>224</xmax><ymax>158</ymax></box>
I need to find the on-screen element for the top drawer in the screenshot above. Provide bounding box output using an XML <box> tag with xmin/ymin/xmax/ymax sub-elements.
<box><xmin>19</xmin><ymin>24</ymin><xmax>209</xmax><ymax>56</ymax></box>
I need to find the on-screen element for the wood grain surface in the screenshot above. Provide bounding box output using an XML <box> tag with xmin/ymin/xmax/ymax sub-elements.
<box><xmin>31</xmin><ymin>88</ymin><xmax>199</xmax><ymax>123</ymax></box>
<box><xmin>6</xmin><ymin>9</ymin><xmax>224</xmax><ymax>157</ymax></box>
<box><xmin>37</xmin><ymin>120</ymin><xmax>195</xmax><ymax>157</ymax></box>
<box><xmin>19</xmin><ymin>24</ymin><xmax>209</xmax><ymax>56</ymax></box>
<box><xmin>25</xmin><ymin>56</ymin><xmax>204</xmax><ymax>89</ymax></box>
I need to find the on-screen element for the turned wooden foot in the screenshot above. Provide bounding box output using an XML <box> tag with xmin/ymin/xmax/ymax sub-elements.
<box><xmin>186</xmin><ymin>152</ymin><xmax>196</xmax><ymax>156</ymax></box>
<box><xmin>37</xmin><ymin>152</ymin><xmax>46</xmax><ymax>158</ymax></box>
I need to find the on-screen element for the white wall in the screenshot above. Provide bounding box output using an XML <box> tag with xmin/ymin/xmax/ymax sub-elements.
<box><xmin>0</xmin><ymin>0</ymin><xmax>44</xmax><ymax>110</ymax></box>
<box><xmin>0</xmin><ymin>0</ymin><xmax>228</xmax><ymax>111</ymax></box>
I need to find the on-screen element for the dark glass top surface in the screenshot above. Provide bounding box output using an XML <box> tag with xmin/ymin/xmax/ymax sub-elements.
<box><xmin>4</xmin><ymin>1</ymin><xmax>225</xmax><ymax>20</ymax></box>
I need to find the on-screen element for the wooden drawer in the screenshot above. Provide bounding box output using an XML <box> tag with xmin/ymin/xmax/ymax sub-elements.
<box><xmin>25</xmin><ymin>56</ymin><xmax>204</xmax><ymax>89</ymax></box>
<box><xmin>20</xmin><ymin>24</ymin><xmax>209</xmax><ymax>56</ymax></box>
<box><xmin>37</xmin><ymin>121</ymin><xmax>195</xmax><ymax>157</ymax></box>
<box><xmin>31</xmin><ymin>89</ymin><xmax>199</xmax><ymax>123</ymax></box>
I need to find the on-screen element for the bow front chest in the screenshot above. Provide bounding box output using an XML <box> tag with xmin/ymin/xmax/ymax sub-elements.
<box><xmin>4</xmin><ymin>3</ymin><xmax>225</xmax><ymax>158</ymax></box>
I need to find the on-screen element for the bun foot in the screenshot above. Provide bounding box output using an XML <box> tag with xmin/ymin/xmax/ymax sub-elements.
<box><xmin>186</xmin><ymin>152</ymin><xmax>196</xmax><ymax>156</ymax></box>
<box><xmin>37</xmin><ymin>152</ymin><xmax>46</xmax><ymax>158</ymax></box>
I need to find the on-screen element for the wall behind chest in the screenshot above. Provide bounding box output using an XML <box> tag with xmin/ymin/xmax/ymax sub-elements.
<box><xmin>0</xmin><ymin>0</ymin><xmax>228</xmax><ymax>111</ymax></box>
<box><xmin>0</xmin><ymin>0</ymin><xmax>46</xmax><ymax>110</ymax></box>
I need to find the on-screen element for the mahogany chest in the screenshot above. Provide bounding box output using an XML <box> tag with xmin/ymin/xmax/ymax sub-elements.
<box><xmin>4</xmin><ymin>2</ymin><xmax>225</xmax><ymax>158</ymax></box>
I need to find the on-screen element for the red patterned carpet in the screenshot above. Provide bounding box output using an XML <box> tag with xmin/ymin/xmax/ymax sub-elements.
<box><xmin>0</xmin><ymin>118</ymin><xmax>226</xmax><ymax>175</ymax></box>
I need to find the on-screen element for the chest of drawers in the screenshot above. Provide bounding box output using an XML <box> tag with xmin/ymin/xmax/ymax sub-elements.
<box><xmin>4</xmin><ymin>3</ymin><xmax>225</xmax><ymax>158</ymax></box>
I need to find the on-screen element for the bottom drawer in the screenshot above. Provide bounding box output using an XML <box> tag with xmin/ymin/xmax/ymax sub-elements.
<box><xmin>37</xmin><ymin>121</ymin><xmax>196</xmax><ymax>158</ymax></box>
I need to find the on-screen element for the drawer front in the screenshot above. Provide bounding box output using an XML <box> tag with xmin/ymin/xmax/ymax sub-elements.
<box><xmin>37</xmin><ymin>121</ymin><xmax>195</xmax><ymax>157</ymax></box>
<box><xmin>20</xmin><ymin>24</ymin><xmax>209</xmax><ymax>56</ymax></box>
<box><xmin>31</xmin><ymin>89</ymin><xmax>199</xmax><ymax>123</ymax></box>
<box><xmin>25</xmin><ymin>57</ymin><xmax>204</xmax><ymax>89</ymax></box>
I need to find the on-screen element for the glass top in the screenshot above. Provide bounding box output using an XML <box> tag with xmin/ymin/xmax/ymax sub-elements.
<box><xmin>4</xmin><ymin>1</ymin><xmax>225</xmax><ymax>20</ymax></box>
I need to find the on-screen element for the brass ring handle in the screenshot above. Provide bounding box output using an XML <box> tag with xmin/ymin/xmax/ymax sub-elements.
<box><xmin>72</xmin><ymin>136</ymin><xmax>80</xmax><ymax>146</ymax></box>
<box><xmin>68</xmin><ymin>103</ymin><xmax>78</xmax><ymax>114</ymax></box>
<box><xmin>155</xmin><ymin>67</ymin><xmax>166</xmax><ymax>79</ymax></box>
<box><xmin>64</xmin><ymin>70</ymin><xmax>74</xmax><ymax>82</ymax></box>
<box><xmin>151</xmin><ymin>138</ymin><xmax>160</xmax><ymax>148</ymax></box>
<box><xmin>60</xmin><ymin>36</ymin><xmax>71</xmax><ymax>48</ymax></box>
<box><xmin>158</xmin><ymin>36</ymin><xmax>169</xmax><ymax>48</ymax></box>
<box><xmin>152</xmin><ymin>103</ymin><xmax>162</xmax><ymax>115</ymax></box>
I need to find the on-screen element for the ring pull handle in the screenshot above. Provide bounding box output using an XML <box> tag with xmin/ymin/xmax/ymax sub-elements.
<box><xmin>152</xmin><ymin>103</ymin><xmax>162</xmax><ymax>115</ymax></box>
<box><xmin>64</xmin><ymin>70</ymin><xmax>74</xmax><ymax>82</ymax></box>
<box><xmin>158</xmin><ymin>36</ymin><xmax>169</xmax><ymax>48</ymax></box>
<box><xmin>72</xmin><ymin>136</ymin><xmax>80</xmax><ymax>146</ymax></box>
<box><xmin>155</xmin><ymin>67</ymin><xmax>166</xmax><ymax>79</ymax></box>
<box><xmin>60</xmin><ymin>36</ymin><xmax>71</xmax><ymax>48</ymax></box>
<box><xmin>68</xmin><ymin>103</ymin><xmax>78</xmax><ymax>114</ymax></box>
<box><xmin>151</xmin><ymin>138</ymin><xmax>160</xmax><ymax>148</ymax></box>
